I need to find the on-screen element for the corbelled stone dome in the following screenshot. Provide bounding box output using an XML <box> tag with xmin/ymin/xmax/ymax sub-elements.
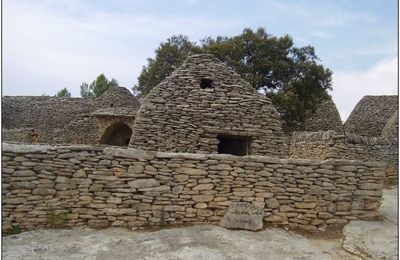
<box><xmin>130</xmin><ymin>54</ymin><xmax>288</xmax><ymax>156</ymax></box>
<box><xmin>345</xmin><ymin>95</ymin><xmax>398</xmax><ymax>137</ymax></box>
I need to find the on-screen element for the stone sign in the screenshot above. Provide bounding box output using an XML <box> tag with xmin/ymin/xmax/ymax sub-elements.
<box><xmin>220</xmin><ymin>202</ymin><xmax>264</xmax><ymax>231</ymax></box>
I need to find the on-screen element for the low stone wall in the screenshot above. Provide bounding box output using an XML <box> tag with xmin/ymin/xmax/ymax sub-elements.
<box><xmin>2</xmin><ymin>143</ymin><xmax>384</xmax><ymax>232</ymax></box>
<box><xmin>290</xmin><ymin>131</ymin><xmax>398</xmax><ymax>185</ymax></box>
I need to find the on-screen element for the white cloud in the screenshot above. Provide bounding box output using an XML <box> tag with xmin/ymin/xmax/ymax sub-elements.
<box><xmin>332</xmin><ymin>56</ymin><xmax>398</xmax><ymax>122</ymax></box>
<box><xmin>3</xmin><ymin>0</ymin><xmax>241</xmax><ymax>97</ymax></box>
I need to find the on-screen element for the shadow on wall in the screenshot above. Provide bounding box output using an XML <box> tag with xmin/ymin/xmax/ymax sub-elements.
<box><xmin>100</xmin><ymin>123</ymin><xmax>132</xmax><ymax>146</ymax></box>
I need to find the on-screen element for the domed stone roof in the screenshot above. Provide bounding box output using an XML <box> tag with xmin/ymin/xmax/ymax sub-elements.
<box><xmin>94</xmin><ymin>86</ymin><xmax>140</xmax><ymax>110</ymax></box>
<box><xmin>130</xmin><ymin>54</ymin><xmax>287</xmax><ymax>156</ymax></box>
<box><xmin>345</xmin><ymin>95</ymin><xmax>398</xmax><ymax>137</ymax></box>
<box><xmin>381</xmin><ymin>111</ymin><xmax>398</xmax><ymax>140</ymax></box>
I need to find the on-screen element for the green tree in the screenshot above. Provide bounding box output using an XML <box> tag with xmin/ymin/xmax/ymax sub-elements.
<box><xmin>80</xmin><ymin>74</ymin><xmax>119</xmax><ymax>99</ymax></box>
<box><xmin>133</xmin><ymin>35</ymin><xmax>203</xmax><ymax>97</ymax></box>
<box><xmin>134</xmin><ymin>28</ymin><xmax>332</xmax><ymax>130</ymax></box>
<box><xmin>80</xmin><ymin>83</ymin><xmax>94</xmax><ymax>99</ymax></box>
<box><xmin>55</xmin><ymin>88</ymin><xmax>71</xmax><ymax>97</ymax></box>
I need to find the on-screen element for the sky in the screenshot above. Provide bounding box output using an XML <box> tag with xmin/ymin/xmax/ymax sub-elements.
<box><xmin>3</xmin><ymin>0</ymin><xmax>398</xmax><ymax>121</ymax></box>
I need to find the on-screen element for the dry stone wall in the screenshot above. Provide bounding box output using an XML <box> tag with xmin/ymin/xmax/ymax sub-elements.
<box><xmin>130</xmin><ymin>54</ymin><xmax>288</xmax><ymax>156</ymax></box>
<box><xmin>2</xmin><ymin>128</ymin><xmax>35</xmax><ymax>143</ymax></box>
<box><xmin>2</xmin><ymin>87</ymin><xmax>140</xmax><ymax>145</ymax></box>
<box><xmin>344</xmin><ymin>95</ymin><xmax>398</xmax><ymax>137</ymax></box>
<box><xmin>286</xmin><ymin>98</ymin><xmax>343</xmax><ymax>134</ymax></box>
<box><xmin>2</xmin><ymin>143</ymin><xmax>384</xmax><ymax>232</ymax></box>
<box><xmin>60</xmin><ymin>115</ymin><xmax>99</xmax><ymax>144</ymax></box>
<box><xmin>381</xmin><ymin>111</ymin><xmax>398</xmax><ymax>141</ymax></box>
<box><xmin>2</xmin><ymin>96</ymin><xmax>93</xmax><ymax>144</ymax></box>
<box><xmin>290</xmin><ymin>131</ymin><xmax>398</xmax><ymax>185</ymax></box>
<box><xmin>93</xmin><ymin>87</ymin><xmax>140</xmax><ymax>110</ymax></box>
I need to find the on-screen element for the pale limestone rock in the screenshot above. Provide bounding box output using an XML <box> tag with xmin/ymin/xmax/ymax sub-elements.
<box><xmin>128</xmin><ymin>179</ymin><xmax>159</xmax><ymax>189</ymax></box>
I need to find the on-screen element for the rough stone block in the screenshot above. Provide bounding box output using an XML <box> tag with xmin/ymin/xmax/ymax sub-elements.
<box><xmin>128</xmin><ymin>179</ymin><xmax>160</xmax><ymax>189</ymax></box>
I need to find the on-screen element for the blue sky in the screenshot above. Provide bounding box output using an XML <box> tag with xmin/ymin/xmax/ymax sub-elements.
<box><xmin>3</xmin><ymin>0</ymin><xmax>398</xmax><ymax>120</ymax></box>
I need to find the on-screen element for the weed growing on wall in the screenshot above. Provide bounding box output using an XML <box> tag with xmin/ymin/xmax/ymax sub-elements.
<box><xmin>46</xmin><ymin>206</ymin><xmax>70</xmax><ymax>229</ymax></box>
<box><xmin>6</xmin><ymin>225</ymin><xmax>21</xmax><ymax>236</ymax></box>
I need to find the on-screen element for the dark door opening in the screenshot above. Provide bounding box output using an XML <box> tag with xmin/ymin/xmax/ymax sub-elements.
<box><xmin>100</xmin><ymin>123</ymin><xmax>132</xmax><ymax>146</ymax></box>
<box><xmin>217</xmin><ymin>135</ymin><xmax>250</xmax><ymax>156</ymax></box>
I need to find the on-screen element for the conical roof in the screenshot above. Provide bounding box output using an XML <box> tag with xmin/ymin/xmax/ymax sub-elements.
<box><xmin>94</xmin><ymin>86</ymin><xmax>140</xmax><ymax>110</ymax></box>
<box><xmin>302</xmin><ymin>97</ymin><xmax>343</xmax><ymax>132</ymax></box>
<box><xmin>130</xmin><ymin>54</ymin><xmax>287</xmax><ymax>156</ymax></box>
<box><xmin>344</xmin><ymin>95</ymin><xmax>398</xmax><ymax>137</ymax></box>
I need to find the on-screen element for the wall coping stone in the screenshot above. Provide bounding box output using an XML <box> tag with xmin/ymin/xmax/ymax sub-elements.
<box><xmin>2</xmin><ymin>142</ymin><xmax>386</xmax><ymax>168</ymax></box>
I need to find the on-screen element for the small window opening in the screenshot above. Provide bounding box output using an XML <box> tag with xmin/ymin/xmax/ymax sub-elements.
<box><xmin>110</xmin><ymin>103</ymin><xmax>114</xmax><ymax>107</ymax></box>
<box><xmin>200</xmin><ymin>78</ymin><xmax>213</xmax><ymax>89</ymax></box>
<box><xmin>217</xmin><ymin>135</ymin><xmax>250</xmax><ymax>156</ymax></box>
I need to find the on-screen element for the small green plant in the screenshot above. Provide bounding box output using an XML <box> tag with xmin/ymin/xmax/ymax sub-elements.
<box><xmin>159</xmin><ymin>207</ymin><xmax>166</xmax><ymax>229</ymax></box>
<box><xmin>6</xmin><ymin>225</ymin><xmax>21</xmax><ymax>235</ymax></box>
<box><xmin>46</xmin><ymin>206</ymin><xmax>70</xmax><ymax>229</ymax></box>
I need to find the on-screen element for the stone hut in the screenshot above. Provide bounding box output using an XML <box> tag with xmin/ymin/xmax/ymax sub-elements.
<box><xmin>344</xmin><ymin>95</ymin><xmax>398</xmax><ymax>137</ymax></box>
<box><xmin>93</xmin><ymin>87</ymin><xmax>140</xmax><ymax>146</ymax></box>
<box><xmin>94</xmin><ymin>86</ymin><xmax>139</xmax><ymax>109</ymax></box>
<box><xmin>2</xmin><ymin>87</ymin><xmax>140</xmax><ymax>145</ymax></box>
<box><xmin>2</xmin><ymin>96</ymin><xmax>93</xmax><ymax>143</ymax></box>
<box><xmin>288</xmin><ymin>97</ymin><xmax>343</xmax><ymax>133</ymax></box>
<box><xmin>381</xmin><ymin>111</ymin><xmax>398</xmax><ymax>141</ymax></box>
<box><xmin>130</xmin><ymin>54</ymin><xmax>288</xmax><ymax>156</ymax></box>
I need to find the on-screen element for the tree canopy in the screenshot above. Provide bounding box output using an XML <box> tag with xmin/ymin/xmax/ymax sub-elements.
<box><xmin>133</xmin><ymin>35</ymin><xmax>202</xmax><ymax>97</ymax></box>
<box><xmin>55</xmin><ymin>88</ymin><xmax>71</xmax><ymax>97</ymax></box>
<box><xmin>133</xmin><ymin>28</ymin><xmax>333</xmax><ymax>130</ymax></box>
<box><xmin>80</xmin><ymin>74</ymin><xmax>119</xmax><ymax>99</ymax></box>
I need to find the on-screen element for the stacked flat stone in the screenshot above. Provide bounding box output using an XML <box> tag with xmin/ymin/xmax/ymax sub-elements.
<box><xmin>290</xmin><ymin>131</ymin><xmax>398</xmax><ymax>185</ymax></box>
<box><xmin>2</xmin><ymin>143</ymin><xmax>384</xmax><ymax>232</ymax></box>
<box><xmin>2</xmin><ymin>96</ymin><xmax>93</xmax><ymax>144</ymax></box>
<box><xmin>302</xmin><ymin>98</ymin><xmax>343</xmax><ymax>132</ymax></box>
<box><xmin>130</xmin><ymin>54</ymin><xmax>288</xmax><ymax>156</ymax></box>
<box><xmin>286</xmin><ymin>98</ymin><xmax>343</xmax><ymax>134</ymax></box>
<box><xmin>93</xmin><ymin>86</ymin><xmax>140</xmax><ymax>110</ymax></box>
<box><xmin>61</xmin><ymin>115</ymin><xmax>99</xmax><ymax>144</ymax></box>
<box><xmin>344</xmin><ymin>95</ymin><xmax>398</xmax><ymax>137</ymax></box>
<box><xmin>2</xmin><ymin>87</ymin><xmax>140</xmax><ymax>145</ymax></box>
<box><xmin>381</xmin><ymin>111</ymin><xmax>398</xmax><ymax>141</ymax></box>
<box><xmin>2</xmin><ymin>128</ymin><xmax>35</xmax><ymax>143</ymax></box>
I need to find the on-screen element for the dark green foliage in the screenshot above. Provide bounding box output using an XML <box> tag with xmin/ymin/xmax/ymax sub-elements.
<box><xmin>46</xmin><ymin>206</ymin><xmax>70</xmax><ymax>229</ymax></box>
<box><xmin>55</xmin><ymin>88</ymin><xmax>71</xmax><ymax>97</ymax></box>
<box><xmin>133</xmin><ymin>35</ymin><xmax>203</xmax><ymax>97</ymax></box>
<box><xmin>5</xmin><ymin>225</ymin><xmax>21</xmax><ymax>235</ymax></box>
<box><xmin>134</xmin><ymin>28</ymin><xmax>332</xmax><ymax>129</ymax></box>
<box><xmin>80</xmin><ymin>74</ymin><xmax>119</xmax><ymax>99</ymax></box>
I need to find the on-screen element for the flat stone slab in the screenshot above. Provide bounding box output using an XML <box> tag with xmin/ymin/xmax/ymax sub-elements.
<box><xmin>2</xmin><ymin>225</ymin><xmax>357</xmax><ymax>260</ymax></box>
<box><xmin>220</xmin><ymin>202</ymin><xmax>264</xmax><ymax>231</ymax></box>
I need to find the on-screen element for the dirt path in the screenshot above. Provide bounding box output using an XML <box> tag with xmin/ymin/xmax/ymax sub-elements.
<box><xmin>2</xmin><ymin>189</ymin><xmax>397</xmax><ymax>260</ymax></box>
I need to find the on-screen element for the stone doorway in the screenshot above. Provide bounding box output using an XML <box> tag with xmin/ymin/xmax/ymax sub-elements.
<box><xmin>100</xmin><ymin>123</ymin><xmax>132</xmax><ymax>146</ymax></box>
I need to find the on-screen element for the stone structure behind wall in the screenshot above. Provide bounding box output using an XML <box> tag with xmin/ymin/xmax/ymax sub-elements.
<box><xmin>344</xmin><ymin>95</ymin><xmax>398</xmax><ymax>137</ymax></box>
<box><xmin>130</xmin><ymin>54</ymin><xmax>288</xmax><ymax>156</ymax></box>
<box><xmin>290</xmin><ymin>131</ymin><xmax>398</xmax><ymax>185</ymax></box>
<box><xmin>2</xmin><ymin>128</ymin><xmax>35</xmax><ymax>143</ymax></box>
<box><xmin>94</xmin><ymin>109</ymin><xmax>136</xmax><ymax>146</ymax></box>
<box><xmin>381</xmin><ymin>111</ymin><xmax>398</xmax><ymax>141</ymax></box>
<box><xmin>93</xmin><ymin>86</ymin><xmax>140</xmax><ymax>110</ymax></box>
<box><xmin>2</xmin><ymin>87</ymin><xmax>140</xmax><ymax>145</ymax></box>
<box><xmin>286</xmin><ymin>98</ymin><xmax>343</xmax><ymax>133</ymax></box>
<box><xmin>2</xmin><ymin>96</ymin><xmax>93</xmax><ymax>143</ymax></box>
<box><xmin>2</xmin><ymin>143</ymin><xmax>384</xmax><ymax>232</ymax></box>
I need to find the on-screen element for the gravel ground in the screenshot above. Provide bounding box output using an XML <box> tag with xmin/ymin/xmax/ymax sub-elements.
<box><xmin>2</xmin><ymin>189</ymin><xmax>397</xmax><ymax>260</ymax></box>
